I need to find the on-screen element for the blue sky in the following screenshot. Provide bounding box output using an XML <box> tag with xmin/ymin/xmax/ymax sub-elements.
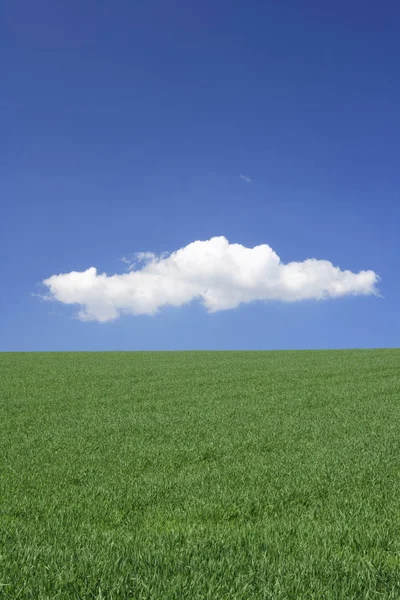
<box><xmin>2</xmin><ymin>0</ymin><xmax>400</xmax><ymax>351</ymax></box>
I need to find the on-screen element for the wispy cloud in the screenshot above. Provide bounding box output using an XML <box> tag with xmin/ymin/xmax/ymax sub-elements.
<box><xmin>41</xmin><ymin>236</ymin><xmax>380</xmax><ymax>322</ymax></box>
<box><xmin>120</xmin><ymin>251</ymin><xmax>168</xmax><ymax>271</ymax></box>
<box><xmin>240</xmin><ymin>174</ymin><xmax>252</xmax><ymax>183</ymax></box>
<box><xmin>120</xmin><ymin>256</ymin><xmax>133</xmax><ymax>270</ymax></box>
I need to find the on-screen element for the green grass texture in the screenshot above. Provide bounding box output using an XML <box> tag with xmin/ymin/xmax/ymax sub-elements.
<box><xmin>1</xmin><ymin>350</ymin><xmax>400</xmax><ymax>599</ymax></box>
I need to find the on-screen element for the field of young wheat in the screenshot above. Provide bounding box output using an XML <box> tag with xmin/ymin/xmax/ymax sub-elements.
<box><xmin>1</xmin><ymin>350</ymin><xmax>400</xmax><ymax>599</ymax></box>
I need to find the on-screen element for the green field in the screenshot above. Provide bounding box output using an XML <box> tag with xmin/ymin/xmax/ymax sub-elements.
<box><xmin>1</xmin><ymin>350</ymin><xmax>400</xmax><ymax>599</ymax></box>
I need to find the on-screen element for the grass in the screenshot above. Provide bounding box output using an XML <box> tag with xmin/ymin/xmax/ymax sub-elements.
<box><xmin>1</xmin><ymin>349</ymin><xmax>400</xmax><ymax>599</ymax></box>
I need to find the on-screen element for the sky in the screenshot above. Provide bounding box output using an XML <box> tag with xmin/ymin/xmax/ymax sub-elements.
<box><xmin>2</xmin><ymin>0</ymin><xmax>400</xmax><ymax>351</ymax></box>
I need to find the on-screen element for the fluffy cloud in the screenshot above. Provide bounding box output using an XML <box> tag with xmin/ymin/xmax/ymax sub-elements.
<box><xmin>42</xmin><ymin>236</ymin><xmax>379</xmax><ymax>322</ymax></box>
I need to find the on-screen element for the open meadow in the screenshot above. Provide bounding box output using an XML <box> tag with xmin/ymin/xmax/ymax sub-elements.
<box><xmin>1</xmin><ymin>349</ymin><xmax>400</xmax><ymax>599</ymax></box>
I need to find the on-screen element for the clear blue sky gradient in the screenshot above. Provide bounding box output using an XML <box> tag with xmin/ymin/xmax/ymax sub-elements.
<box><xmin>2</xmin><ymin>1</ymin><xmax>400</xmax><ymax>350</ymax></box>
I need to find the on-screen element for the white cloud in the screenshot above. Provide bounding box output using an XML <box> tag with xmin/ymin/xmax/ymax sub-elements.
<box><xmin>42</xmin><ymin>236</ymin><xmax>379</xmax><ymax>322</ymax></box>
<box><xmin>120</xmin><ymin>251</ymin><xmax>170</xmax><ymax>271</ymax></box>
<box><xmin>240</xmin><ymin>174</ymin><xmax>252</xmax><ymax>183</ymax></box>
